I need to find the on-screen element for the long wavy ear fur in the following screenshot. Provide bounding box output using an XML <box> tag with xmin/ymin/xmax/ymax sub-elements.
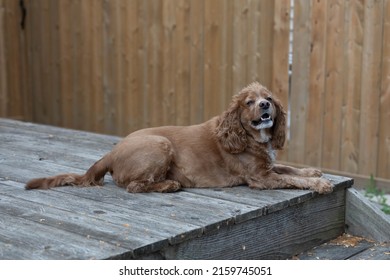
<box><xmin>271</xmin><ymin>97</ymin><xmax>287</xmax><ymax>150</ymax></box>
<box><xmin>216</xmin><ymin>96</ymin><xmax>248</xmax><ymax>153</ymax></box>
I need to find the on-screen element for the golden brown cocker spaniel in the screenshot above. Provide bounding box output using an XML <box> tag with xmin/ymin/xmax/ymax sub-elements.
<box><xmin>26</xmin><ymin>82</ymin><xmax>333</xmax><ymax>194</ymax></box>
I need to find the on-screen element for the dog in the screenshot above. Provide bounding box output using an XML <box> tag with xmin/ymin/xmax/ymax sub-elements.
<box><xmin>26</xmin><ymin>82</ymin><xmax>333</xmax><ymax>194</ymax></box>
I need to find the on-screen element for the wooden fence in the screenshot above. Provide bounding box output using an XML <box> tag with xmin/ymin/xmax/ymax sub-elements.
<box><xmin>1</xmin><ymin>0</ymin><xmax>389</xmax><ymax>182</ymax></box>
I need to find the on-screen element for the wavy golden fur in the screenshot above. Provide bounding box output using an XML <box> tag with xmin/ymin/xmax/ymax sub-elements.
<box><xmin>26</xmin><ymin>82</ymin><xmax>333</xmax><ymax>194</ymax></box>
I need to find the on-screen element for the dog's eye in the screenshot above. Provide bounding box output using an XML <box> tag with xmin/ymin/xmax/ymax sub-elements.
<box><xmin>246</xmin><ymin>100</ymin><xmax>255</xmax><ymax>106</ymax></box>
<box><xmin>266</xmin><ymin>96</ymin><xmax>273</xmax><ymax>102</ymax></box>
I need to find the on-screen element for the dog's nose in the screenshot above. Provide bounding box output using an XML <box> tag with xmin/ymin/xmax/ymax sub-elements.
<box><xmin>259</xmin><ymin>100</ymin><xmax>270</xmax><ymax>109</ymax></box>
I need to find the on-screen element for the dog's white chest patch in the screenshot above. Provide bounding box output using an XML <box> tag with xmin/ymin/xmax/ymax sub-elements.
<box><xmin>267</xmin><ymin>142</ymin><xmax>276</xmax><ymax>162</ymax></box>
<box><xmin>259</xmin><ymin>129</ymin><xmax>271</xmax><ymax>143</ymax></box>
<box><xmin>258</xmin><ymin>130</ymin><xmax>275</xmax><ymax>162</ymax></box>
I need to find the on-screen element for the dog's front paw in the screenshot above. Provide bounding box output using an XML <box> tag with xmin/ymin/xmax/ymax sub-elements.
<box><xmin>312</xmin><ymin>178</ymin><xmax>333</xmax><ymax>194</ymax></box>
<box><xmin>302</xmin><ymin>168</ymin><xmax>323</xmax><ymax>177</ymax></box>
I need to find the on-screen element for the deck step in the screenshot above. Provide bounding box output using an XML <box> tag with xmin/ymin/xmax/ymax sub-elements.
<box><xmin>0</xmin><ymin>118</ymin><xmax>353</xmax><ymax>259</ymax></box>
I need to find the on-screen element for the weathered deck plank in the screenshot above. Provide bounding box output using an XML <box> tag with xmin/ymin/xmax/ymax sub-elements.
<box><xmin>0</xmin><ymin>118</ymin><xmax>121</xmax><ymax>144</ymax></box>
<box><xmin>159</xmin><ymin>189</ymin><xmax>347</xmax><ymax>260</ymax></box>
<box><xmin>0</xmin><ymin>212</ymin><xmax>126</xmax><ymax>260</ymax></box>
<box><xmin>0</xmin><ymin>118</ymin><xmax>353</xmax><ymax>259</ymax></box>
<box><xmin>295</xmin><ymin>234</ymin><xmax>390</xmax><ymax>260</ymax></box>
<box><xmin>350</xmin><ymin>243</ymin><xmax>390</xmax><ymax>260</ymax></box>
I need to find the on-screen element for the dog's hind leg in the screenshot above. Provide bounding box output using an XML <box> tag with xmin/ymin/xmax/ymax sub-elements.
<box><xmin>109</xmin><ymin>135</ymin><xmax>182</xmax><ymax>193</ymax></box>
<box><xmin>126</xmin><ymin>180</ymin><xmax>181</xmax><ymax>193</ymax></box>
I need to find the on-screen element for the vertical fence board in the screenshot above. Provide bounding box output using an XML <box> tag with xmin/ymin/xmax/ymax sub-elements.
<box><xmin>321</xmin><ymin>0</ymin><xmax>345</xmax><ymax>170</ymax></box>
<box><xmin>289</xmin><ymin>0</ymin><xmax>311</xmax><ymax>163</ymax></box>
<box><xmin>71</xmin><ymin>0</ymin><xmax>84</xmax><ymax>130</ymax></box>
<box><xmin>147</xmin><ymin>0</ymin><xmax>163</xmax><ymax>128</ymax></box>
<box><xmin>11</xmin><ymin>0</ymin><xmax>24</xmax><ymax>119</ymax></box>
<box><xmin>28</xmin><ymin>0</ymin><xmax>42</xmax><ymax>123</ymax></box>
<box><xmin>58</xmin><ymin>0</ymin><xmax>73</xmax><ymax>128</ymax></box>
<box><xmin>340</xmin><ymin>0</ymin><xmax>364</xmax><ymax>174</ymax></box>
<box><xmin>3</xmin><ymin>0</ymin><xmax>25</xmax><ymax>120</ymax></box>
<box><xmin>189</xmin><ymin>0</ymin><xmax>204</xmax><ymax>124</ymax></box>
<box><xmin>22</xmin><ymin>0</ymin><xmax>33</xmax><ymax>121</ymax></box>
<box><xmin>271</xmin><ymin>0</ymin><xmax>290</xmax><ymax>101</ymax></box>
<box><xmin>119</xmin><ymin>0</ymin><xmax>129</xmax><ymax>134</ymax></box>
<box><xmin>122</xmin><ymin>0</ymin><xmax>142</xmax><ymax>133</ymax></box>
<box><xmin>115</xmin><ymin>0</ymin><xmax>125</xmax><ymax>134</ymax></box>
<box><xmin>162</xmin><ymin>0</ymin><xmax>176</xmax><ymax>125</ymax></box>
<box><xmin>232</xmin><ymin>0</ymin><xmax>249</xmax><ymax>96</ymax></box>
<box><xmin>258</xmin><ymin>0</ymin><xmax>274</xmax><ymax>88</ymax></box>
<box><xmin>271</xmin><ymin>0</ymin><xmax>291</xmax><ymax>160</ymax></box>
<box><xmin>221</xmin><ymin>0</ymin><xmax>234</xmax><ymax>109</ymax></box>
<box><xmin>247</xmin><ymin>0</ymin><xmax>261</xmax><ymax>84</ymax></box>
<box><xmin>0</xmin><ymin>0</ymin><xmax>7</xmax><ymax>116</ymax></box>
<box><xmin>305</xmin><ymin>0</ymin><xmax>327</xmax><ymax>167</ymax></box>
<box><xmin>81</xmin><ymin>0</ymin><xmax>94</xmax><ymax>132</ymax></box>
<box><xmin>91</xmin><ymin>0</ymin><xmax>104</xmax><ymax>133</ymax></box>
<box><xmin>175</xmin><ymin>0</ymin><xmax>191</xmax><ymax>125</ymax></box>
<box><xmin>118</xmin><ymin>0</ymin><xmax>127</xmax><ymax>134</ymax></box>
<box><xmin>358</xmin><ymin>0</ymin><xmax>383</xmax><ymax>176</ymax></box>
<box><xmin>48</xmin><ymin>0</ymin><xmax>61</xmax><ymax>126</ymax></box>
<box><xmin>40</xmin><ymin>0</ymin><xmax>51</xmax><ymax>125</ymax></box>
<box><xmin>378</xmin><ymin>0</ymin><xmax>390</xmax><ymax>178</ymax></box>
<box><xmin>139</xmin><ymin>2</ymin><xmax>149</xmax><ymax>129</ymax></box>
<box><xmin>18</xmin><ymin>0</ymin><xmax>29</xmax><ymax>120</ymax></box>
<box><xmin>102</xmin><ymin>0</ymin><xmax>118</xmax><ymax>134</ymax></box>
<box><xmin>204</xmin><ymin>0</ymin><xmax>225</xmax><ymax>119</ymax></box>
<box><xmin>40</xmin><ymin>0</ymin><xmax>51</xmax><ymax>124</ymax></box>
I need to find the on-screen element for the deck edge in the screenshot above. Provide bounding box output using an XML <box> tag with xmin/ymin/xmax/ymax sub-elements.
<box><xmin>346</xmin><ymin>188</ymin><xmax>390</xmax><ymax>242</ymax></box>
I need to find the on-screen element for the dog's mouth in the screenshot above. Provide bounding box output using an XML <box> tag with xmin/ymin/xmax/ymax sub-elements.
<box><xmin>251</xmin><ymin>113</ymin><xmax>273</xmax><ymax>129</ymax></box>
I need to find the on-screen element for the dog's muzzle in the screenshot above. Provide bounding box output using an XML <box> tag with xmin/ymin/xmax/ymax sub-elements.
<box><xmin>251</xmin><ymin>112</ymin><xmax>273</xmax><ymax>130</ymax></box>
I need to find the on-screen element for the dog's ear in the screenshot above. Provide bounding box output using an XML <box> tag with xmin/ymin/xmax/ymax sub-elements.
<box><xmin>216</xmin><ymin>96</ymin><xmax>248</xmax><ymax>153</ymax></box>
<box><xmin>271</xmin><ymin>97</ymin><xmax>287</xmax><ymax>150</ymax></box>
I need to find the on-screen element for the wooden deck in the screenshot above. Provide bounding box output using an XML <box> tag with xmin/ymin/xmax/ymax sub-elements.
<box><xmin>0</xmin><ymin>118</ymin><xmax>354</xmax><ymax>260</ymax></box>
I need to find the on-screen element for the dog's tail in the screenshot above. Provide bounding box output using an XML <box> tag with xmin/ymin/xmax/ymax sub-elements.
<box><xmin>25</xmin><ymin>156</ymin><xmax>110</xmax><ymax>190</ymax></box>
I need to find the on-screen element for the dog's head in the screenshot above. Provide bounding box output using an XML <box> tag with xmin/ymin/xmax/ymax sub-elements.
<box><xmin>216</xmin><ymin>82</ymin><xmax>287</xmax><ymax>153</ymax></box>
